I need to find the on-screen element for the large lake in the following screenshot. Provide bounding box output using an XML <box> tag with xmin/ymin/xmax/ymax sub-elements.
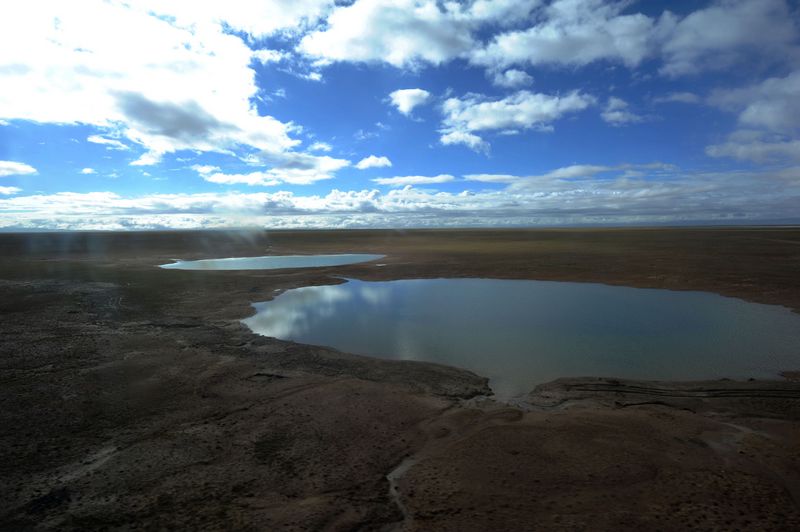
<box><xmin>160</xmin><ymin>254</ymin><xmax>384</xmax><ymax>271</ymax></box>
<box><xmin>243</xmin><ymin>278</ymin><xmax>800</xmax><ymax>399</ymax></box>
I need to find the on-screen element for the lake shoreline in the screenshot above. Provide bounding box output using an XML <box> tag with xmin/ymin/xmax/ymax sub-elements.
<box><xmin>2</xmin><ymin>228</ymin><xmax>799</xmax><ymax>529</ymax></box>
<box><xmin>242</xmin><ymin>277</ymin><xmax>800</xmax><ymax>400</ymax></box>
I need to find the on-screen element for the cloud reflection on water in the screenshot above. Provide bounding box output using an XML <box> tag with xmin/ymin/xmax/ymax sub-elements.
<box><xmin>241</xmin><ymin>278</ymin><xmax>800</xmax><ymax>400</ymax></box>
<box><xmin>243</xmin><ymin>282</ymin><xmax>390</xmax><ymax>340</ymax></box>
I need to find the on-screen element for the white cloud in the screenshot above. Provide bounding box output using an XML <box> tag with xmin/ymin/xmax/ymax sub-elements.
<box><xmin>199</xmin><ymin>154</ymin><xmax>349</xmax><ymax>186</ymax></box>
<box><xmin>0</xmin><ymin>186</ymin><xmax>21</xmax><ymax>195</ymax></box>
<box><xmin>707</xmin><ymin>70</ymin><xmax>800</xmax><ymax>162</ymax></box>
<box><xmin>440</xmin><ymin>90</ymin><xmax>595</xmax><ymax>151</ymax></box>
<box><xmin>295</xmin><ymin>0</ymin><xmax>800</xmax><ymax>82</ymax></box>
<box><xmin>203</xmin><ymin>172</ymin><xmax>284</xmax><ymax>187</ymax></box>
<box><xmin>537</xmin><ymin>164</ymin><xmax>612</xmax><ymax>179</ymax></box>
<box><xmin>354</xmin><ymin>122</ymin><xmax>389</xmax><ymax>141</ymax></box>
<box><xmin>706</xmin><ymin>131</ymin><xmax>800</xmax><ymax>163</ymax></box>
<box><xmin>710</xmin><ymin>70</ymin><xmax>800</xmax><ymax>133</ymax></box>
<box><xmin>356</xmin><ymin>155</ymin><xmax>392</xmax><ymax>170</ymax></box>
<box><xmin>468</xmin><ymin>0</ymin><xmax>799</xmax><ymax>78</ymax></box>
<box><xmin>491</xmin><ymin>69</ymin><xmax>533</xmax><ymax>89</ymax></box>
<box><xmin>87</xmin><ymin>135</ymin><xmax>130</xmax><ymax>151</ymax></box>
<box><xmin>130</xmin><ymin>151</ymin><xmax>166</xmax><ymax>167</ymax></box>
<box><xmin>190</xmin><ymin>165</ymin><xmax>221</xmax><ymax>175</ymax></box>
<box><xmin>2</xmin><ymin>164</ymin><xmax>798</xmax><ymax>230</ymax></box>
<box><xmin>80</xmin><ymin>168</ymin><xmax>96</xmax><ymax>175</ymax></box>
<box><xmin>135</xmin><ymin>0</ymin><xmax>335</xmax><ymax>39</ymax></box>
<box><xmin>0</xmin><ymin>1</ymin><xmax>308</xmax><ymax>166</ymax></box>
<box><xmin>469</xmin><ymin>163</ymin><xmax>675</xmax><ymax>189</ymax></box>
<box><xmin>373</xmin><ymin>174</ymin><xmax>453</xmax><ymax>186</ymax></box>
<box><xmin>463</xmin><ymin>174</ymin><xmax>520</xmax><ymax>184</ymax></box>
<box><xmin>471</xmin><ymin>0</ymin><xmax>657</xmax><ymax>70</ymax></box>
<box><xmin>298</xmin><ymin>0</ymin><xmax>540</xmax><ymax>68</ymax></box>
<box><xmin>308</xmin><ymin>141</ymin><xmax>332</xmax><ymax>152</ymax></box>
<box><xmin>440</xmin><ymin>130</ymin><xmax>489</xmax><ymax>153</ymax></box>
<box><xmin>461</xmin><ymin>0</ymin><xmax>541</xmax><ymax>24</ymax></box>
<box><xmin>298</xmin><ymin>0</ymin><xmax>472</xmax><ymax>68</ymax></box>
<box><xmin>389</xmin><ymin>88</ymin><xmax>432</xmax><ymax>115</ymax></box>
<box><xmin>601</xmin><ymin>97</ymin><xmax>644</xmax><ymax>126</ymax></box>
<box><xmin>300</xmin><ymin>71</ymin><xmax>323</xmax><ymax>82</ymax></box>
<box><xmin>659</xmin><ymin>0</ymin><xmax>799</xmax><ymax>76</ymax></box>
<box><xmin>0</xmin><ymin>161</ymin><xmax>37</xmax><ymax>177</ymax></box>
<box><xmin>653</xmin><ymin>92</ymin><xmax>700</xmax><ymax>104</ymax></box>
<box><xmin>508</xmin><ymin>165</ymin><xmax>613</xmax><ymax>190</ymax></box>
<box><xmin>252</xmin><ymin>49</ymin><xmax>290</xmax><ymax>64</ymax></box>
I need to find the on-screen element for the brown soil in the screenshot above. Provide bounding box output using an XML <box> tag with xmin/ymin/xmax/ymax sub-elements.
<box><xmin>1</xmin><ymin>227</ymin><xmax>799</xmax><ymax>530</ymax></box>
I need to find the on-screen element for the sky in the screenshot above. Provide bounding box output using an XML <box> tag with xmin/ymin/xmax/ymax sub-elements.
<box><xmin>0</xmin><ymin>0</ymin><xmax>799</xmax><ymax>230</ymax></box>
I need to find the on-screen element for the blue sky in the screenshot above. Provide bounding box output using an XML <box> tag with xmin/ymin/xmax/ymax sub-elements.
<box><xmin>0</xmin><ymin>0</ymin><xmax>798</xmax><ymax>230</ymax></box>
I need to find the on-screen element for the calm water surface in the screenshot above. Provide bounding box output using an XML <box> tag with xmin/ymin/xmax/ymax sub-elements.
<box><xmin>243</xmin><ymin>278</ymin><xmax>800</xmax><ymax>399</ymax></box>
<box><xmin>160</xmin><ymin>254</ymin><xmax>384</xmax><ymax>271</ymax></box>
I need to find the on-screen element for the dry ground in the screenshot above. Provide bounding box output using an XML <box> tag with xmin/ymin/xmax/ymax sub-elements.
<box><xmin>1</xmin><ymin>228</ymin><xmax>799</xmax><ymax>530</ymax></box>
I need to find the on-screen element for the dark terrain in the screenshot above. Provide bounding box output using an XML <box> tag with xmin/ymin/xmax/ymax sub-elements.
<box><xmin>1</xmin><ymin>227</ymin><xmax>799</xmax><ymax>530</ymax></box>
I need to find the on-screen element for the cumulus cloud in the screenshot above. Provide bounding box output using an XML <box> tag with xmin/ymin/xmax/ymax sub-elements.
<box><xmin>707</xmin><ymin>70</ymin><xmax>800</xmax><ymax>162</ymax></box>
<box><xmin>372</xmin><ymin>174</ymin><xmax>453</xmax><ymax>186</ymax></box>
<box><xmin>190</xmin><ymin>165</ymin><xmax>221</xmax><ymax>175</ymax></box>
<box><xmin>308</xmin><ymin>141</ymin><xmax>332</xmax><ymax>152</ymax></box>
<box><xmin>252</xmin><ymin>49</ymin><xmax>290</xmax><ymax>64</ymax></box>
<box><xmin>461</xmin><ymin>0</ymin><xmax>541</xmax><ymax>24</ymax></box>
<box><xmin>294</xmin><ymin>0</ymin><xmax>800</xmax><ymax>82</ymax></box>
<box><xmin>601</xmin><ymin>97</ymin><xmax>644</xmax><ymax>126</ymax></box>
<box><xmin>440</xmin><ymin>130</ymin><xmax>489</xmax><ymax>153</ymax></box>
<box><xmin>4</xmin><ymin>0</ymin><xmax>800</xmax><ymax>232</ymax></box>
<box><xmin>440</xmin><ymin>90</ymin><xmax>595</xmax><ymax>151</ymax></box>
<box><xmin>710</xmin><ymin>70</ymin><xmax>800</xmax><ymax>133</ymax></box>
<box><xmin>491</xmin><ymin>69</ymin><xmax>533</xmax><ymax>89</ymax></box>
<box><xmin>298</xmin><ymin>0</ymin><xmax>543</xmax><ymax>67</ymax></box>
<box><xmin>471</xmin><ymin>0</ymin><xmax>657</xmax><ymax>70</ymax></box>
<box><xmin>302</xmin><ymin>0</ymin><xmax>785</xmax><ymax>78</ymax></box>
<box><xmin>0</xmin><ymin>161</ymin><xmax>37</xmax><ymax>177</ymax></box>
<box><xmin>117</xmin><ymin>93</ymin><xmax>232</xmax><ymax>142</ymax></box>
<box><xmin>80</xmin><ymin>168</ymin><xmax>96</xmax><ymax>175</ymax></box>
<box><xmin>389</xmin><ymin>88</ymin><xmax>432</xmax><ymax>115</ymax></box>
<box><xmin>356</xmin><ymin>155</ymin><xmax>392</xmax><ymax>170</ymax></box>
<box><xmin>659</xmin><ymin>0</ymin><xmax>799</xmax><ymax>76</ymax></box>
<box><xmin>299</xmin><ymin>0</ymin><xmax>473</xmax><ymax>67</ymax></box>
<box><xmin>0</xmin><ymin>1</ymin><xmax>309</xmax><ymax>166</ymax></box>
<box><xmin>468</xmin><ymin>0</ymin><xmax>799</xmax><ymax>78</ymax></box>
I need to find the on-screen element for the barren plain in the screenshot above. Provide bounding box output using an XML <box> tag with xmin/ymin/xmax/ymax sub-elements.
<box><xmin>1</xmin><ymin>227</ymin><xmax>799</xmax><ymax>530</ymax></box>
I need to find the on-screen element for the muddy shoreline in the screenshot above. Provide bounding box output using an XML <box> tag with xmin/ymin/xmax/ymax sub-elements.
<box><xmin>2</xmin><ymin>228</ymin><xmax>799</xmax><ymax>530</ymax></box>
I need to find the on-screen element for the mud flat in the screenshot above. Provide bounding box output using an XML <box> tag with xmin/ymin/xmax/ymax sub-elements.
<box><xmin>1</xmin><ymin>227</ymin><xmax>799</xmax><ymax>530</ymax></box>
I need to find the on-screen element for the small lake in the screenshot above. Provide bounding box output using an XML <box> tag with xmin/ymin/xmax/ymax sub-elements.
<box><xmin>159</xmin><ymin>254</ymin><xmax>384</xmax><ymax>271</ymax></box>
<box><xmin>243</xmin><ymin>278</ymin><xmax>800</xmax><ymax>399</ymax></box>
